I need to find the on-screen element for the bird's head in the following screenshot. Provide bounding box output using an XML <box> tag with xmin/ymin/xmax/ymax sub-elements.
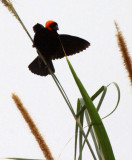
<box><xmin>45</xmin><ymin>20</ymin><xmax>59</xmax><ymax>31</ymax></box>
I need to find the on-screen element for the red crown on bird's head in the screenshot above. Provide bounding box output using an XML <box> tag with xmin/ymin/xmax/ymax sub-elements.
<box><xmin>45</xmin><ymin>20</ymin><xmax>56</xmax><ymax>31</ymax></box>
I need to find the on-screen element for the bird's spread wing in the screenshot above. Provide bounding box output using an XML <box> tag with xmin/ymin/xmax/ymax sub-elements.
<box><xmin>52</xmin><ymin>34</ymin><xmax>90</xmax><ymax>60</ymax></box>
<box><xmin>28</xmin><ymin>56</ymin><xmax>55</xmax><ymax>76</ymax></box>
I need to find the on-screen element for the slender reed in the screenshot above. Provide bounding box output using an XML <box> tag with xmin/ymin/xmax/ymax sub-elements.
<box><xmin>115</xmin><ymin>22</ymin><xmax>132</xmax><ymax>85</ymax></box>
<box><xmin>12</xmin><ymin>93</ymin><xmax>54</xmax><ymax>160</ymax></box>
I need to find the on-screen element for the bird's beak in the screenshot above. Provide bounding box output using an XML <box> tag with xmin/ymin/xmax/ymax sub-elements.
<box><xmin>54</xmin><ymin>24</ymin><xmax>59</xmax><ymax>31</ymax></box>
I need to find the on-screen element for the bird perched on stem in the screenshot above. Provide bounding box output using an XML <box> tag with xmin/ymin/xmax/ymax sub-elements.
<box><xmin>28</xmin><ymin>20</ymin><xmax>90</xmax><ymax>76</ymax></box>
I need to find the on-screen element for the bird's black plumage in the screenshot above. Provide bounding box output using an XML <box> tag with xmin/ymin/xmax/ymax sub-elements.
<box><xmin>28</xmin><ymin>22</ymin><xmax>90</xmax><ymax>76</ymax></box>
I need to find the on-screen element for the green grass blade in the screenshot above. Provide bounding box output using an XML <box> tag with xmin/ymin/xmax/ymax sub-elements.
<box><xmin>77</xmin><ymin>98</ymin><xmax>97</xmax><ymax>160</ymax></box>
<box><xmin>91</xmin><ymin>86</ymin><xmax>105</xmax><ymax>101</ymax></box>
<box><xmin>78</xmin><ymin>82</ymin><xmax>120</xmax><ymax>159</ymax></box>
<box><xmin>102</xmin><ymin>82</ymin><xmax>120</xmax><ymax>119</ymax></box>
<box><xmin>96</xmin><ymin>86</ymin><xmax>107</xmax><ymax>111</ymax></box>
<box><xmin>85</xmin><ymin>109</ymin><xmax>102</xmax><ymax>160</ymax></box>
<box><xmin>74</xmin><ymin>99</ymin><xmax>80</xmax><ymax>160</ymax></box>
<box><xmin>79</xmin><ymin>105</ymin><xmax>84</xmax><ymax>160</ymax></box>
<box><xmin>66</xmin><ymin>58</ymin><xmax>115</xmax><ymax>160</ymax></box>
<box><xmin>76</xmin><ymin>120</ymin><xmax>97</xmax><ymax>160</ymax></box>
<box><xmin>78</xmin><ymin>86</ymin><xmax>107</xmax><ymax>158</ymax></box>
<box><xmin>76</xmin><ymin>106</ymin><xmax>86</xmax><ymax>118</ymax></box>
<box><xmin>78</xmin><ymin>98</ymin><xmax>102</xmax><ymax>160</ymax></box>
<box><xmin>76</xmin><ymin>86</ymin><xmax>106</xmax><ymax>118</ymax></box>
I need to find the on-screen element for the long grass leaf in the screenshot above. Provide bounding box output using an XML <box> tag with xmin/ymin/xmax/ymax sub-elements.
<box><xmin>91</xmin><ymin>86</ymin><xmax>105</xmax><ymax>101</ymax></box>
<box><xmin>74</xmin><ymin>99</ymin><xmax>80</xmax><ymax>160</ymax></box>
<box><xmin>66</xmin><ymin>58</ymin><xmax>115</xmax><ymax>160</ymax></box>
<box><xmin>102</xmin><ymin>82</ymin><xmax>120</xmax><ymax>119</ymax></box>
<box><xmin>84</xmin><ymin>109</ymin><xmax>102</xmax><ymax>160</ymax></box>
<box><xmin>78</xmin><ymin>98</ymin><xmax>102</xmax><ymax>160</ymax></box>
<box><xmin>76</xmin><ymin>86</ymin><xmax>106</xmax><ymax>117</ymax></box>
<box><xmin>96</xmin><ymin>86</ymin><xmax>107</xmax><ymax>111</ymax></box>
<box><xmin>79</xmin><ymin>104</ymin><xmax>84</xmax><ymax>160</ymax></box>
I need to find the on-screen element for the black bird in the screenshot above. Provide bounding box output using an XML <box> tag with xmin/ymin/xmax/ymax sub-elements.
<box><xmin>28</xmin><ymin>20</ymin><xmax>90</xmax><ymax>76</ymax></box>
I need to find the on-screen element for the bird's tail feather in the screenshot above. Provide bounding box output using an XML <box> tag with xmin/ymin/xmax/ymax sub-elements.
<box><xmin>28</xmin><ymin>56</ymin><xmax>55</xmax><ymax>76</ymax></box>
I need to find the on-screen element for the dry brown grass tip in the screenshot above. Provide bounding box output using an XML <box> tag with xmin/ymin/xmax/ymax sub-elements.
<box><xmin>12</xmin><ymin>93</ymin><xmax>54</xmax><ymax>160</ymax></box>
<box><xmin>115</xmin><ymin>21</ymin><xmax>132</xmax><ymax>85</ymax></box>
